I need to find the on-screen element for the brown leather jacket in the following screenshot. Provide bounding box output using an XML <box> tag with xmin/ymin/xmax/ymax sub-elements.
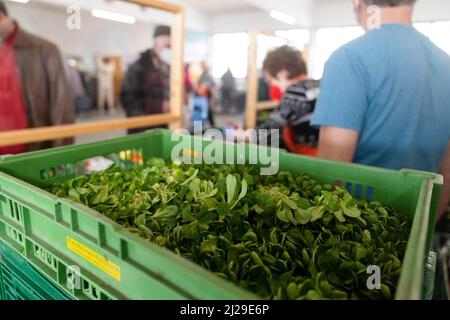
<box><xmin>12</xmin><ymin>24</ymin><xmax>74</xmax><ymax>151</ymax></box>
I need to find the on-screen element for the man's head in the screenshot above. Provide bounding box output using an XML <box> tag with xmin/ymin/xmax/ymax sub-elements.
<box><xmin>153</xmin><ymin>25</ymin><xmax>171</xmax><ymax>53</ymax></box>
<box><xmin>353</xmin><ymin>0</ymin><xmax>417</xmax><ymax>30</ymax></box>
<box><xmin>0</xmin><ymin>1</ymin><xmax>7</xmax><ymax>16</ymax></box>
<box><xmin>263</xmin><ymin>45</ymin><xmax>308</xmax><ymax>92</ymax></box>
<box><xmin>0</xmin><ymin>0</ymin><xmax>13</xmax><ymax>40</ymax></box>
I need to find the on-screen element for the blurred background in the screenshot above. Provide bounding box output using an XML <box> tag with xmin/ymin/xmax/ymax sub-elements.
<box><xmin>3</xmin><ymin>0</ymin><xmax>450</xmax><ymax>144</ymax></box>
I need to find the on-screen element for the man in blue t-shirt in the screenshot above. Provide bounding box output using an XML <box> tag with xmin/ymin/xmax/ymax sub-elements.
<box><xmin>311</xmin><ymin>0</ymin><xmax>450</xmax><ymax>220</ymax></box>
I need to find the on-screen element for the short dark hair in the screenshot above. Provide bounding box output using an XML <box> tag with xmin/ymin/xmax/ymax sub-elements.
<box><xmin>362</xmin><ymin>0</ymin><xmax>417</xmax><ymax>6</ymax></box>
<box><xmin>154</xmin><ymin>25</ymin><xmax>171</xmax><ymax>39</ymax></box>
<box><xmin>263</xmin><ymin>45</ymin><xmax>308</xmax><ymax>79</ymax></box>
<box><xmin>0</xmin><ymin>1</ymin><xmax>8</xmax><ymax>16</ymax></box>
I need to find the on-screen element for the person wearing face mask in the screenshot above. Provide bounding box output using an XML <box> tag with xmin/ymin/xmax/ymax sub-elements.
<box><xmin>311</xmin><ymin>0</ymin><xmax>450</xmax><ymax>221</ymax></box>
<box><xmin>258</xmin><ymin>46</ymin><xmax>320</xmax><ymax>154</ymax></box>
<box><xmin>121</xmin><ymin>25</ymin><xmax>171</xmax><ymax>134</ymax></box>
<box><xmin>0</xmin><ymin>1</ymin><xmax>74</xmax><ymax>154</ymax></box>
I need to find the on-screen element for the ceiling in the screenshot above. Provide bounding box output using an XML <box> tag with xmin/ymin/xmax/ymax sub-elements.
<box><xmin>183</xmin><ymin>0</ymin><xmax>258</xmax><ymax>14</ymax></box>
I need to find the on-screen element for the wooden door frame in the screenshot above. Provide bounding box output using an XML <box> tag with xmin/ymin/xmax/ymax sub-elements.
<box><xmin>0</xmin><ymin>0</ymin><xmax>185</xmax><ymax>147</ymax></box>
<box><xmin>96</xmin><ymin>55</ymin><xmax>123</xmax><ymax>106</ymax></box>
<box><xmin>245</xmin><ymin>29</ymin><xmax>310</xmax><ymax>129</ymax></box>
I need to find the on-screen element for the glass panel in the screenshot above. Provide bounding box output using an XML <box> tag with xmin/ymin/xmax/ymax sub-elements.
<box><xmin>212</xmin><ymin>32</ymin><xmax>249</xmax><ymax>79</ymax></box>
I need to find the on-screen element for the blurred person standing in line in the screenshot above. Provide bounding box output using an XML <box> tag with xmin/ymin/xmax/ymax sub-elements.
<box><xmin>66</xmin><ymin>59</ymin><xmax>89</xmax><ymax>115</ymax></box>
<box><xmin>259</xmin><ymin>46</ymin><xmax>320</xmax><ymax>154</ymax></box>
<box><xmin>197</xmin><ymin>61</ymin><xmax>216</xmax><ymax>127</ymax></box>
<box><xmin>220</xmin><ymin>68</ymin><xmax>236</xmax><ymax>113</ymax></box>
<box><xmin>184</xmin><ymin>64</ymin><xmax>194</xmax><ymax>102</ymax></box>
<box><xmin>0</xmin><ymin>1</ymin><xmax>74</xmax><ymax>154</ymax></box>
<box><xmin>97</xmin><ymin>57</ymin><xmax>116</xmax><ymax>114</ymax></box>
<box><xmin>121</xmin><ymin>26</ymin><xmax>171</xmax><ymax>134</ymax></box>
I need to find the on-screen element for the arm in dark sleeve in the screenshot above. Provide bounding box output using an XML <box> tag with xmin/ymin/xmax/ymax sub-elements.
<box><xmin>257</xmin><ymin>97</ymin><xmax>296</xmax><ymax>146</ymax></box>
<box><xmin>162</xmin><ymin>67</ymin><xmax>170</xmax><ymax>102</ymax></box>
<box><xmin>262</xmin><ymin>91</ymin><xmax>310</xmax><ymax>130</ymax></box>
<box><xmin>121</xmin><ymin>64</ymin><xmax>145</xmax><ymax>117</ymax></box>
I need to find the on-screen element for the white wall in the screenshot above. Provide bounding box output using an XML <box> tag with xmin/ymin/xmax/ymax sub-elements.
<box><xmin>313</xmin><ymin>0</ymin><xmax>450</xmax><ymax>28</ymax></box>
<box><xmin>313</xmin><ymin>0</ymin><xmax>355</xmax><ymax>28</ymax></box>
<box><xmin>211</xmin><ymin>10</ymin><xmax>296</xmax><ymax>33</ymax></box>
<box><xmin>36</xmin><ymin>0</ymin><xmax>210</xmax><ymax>32</ymax></box>
<box><xmin>414</xmin><ymin>0</ymin><xmax>450</xmax><ymax>22</ymax></box>
<box><xmin>7</xmin><ymin>1</ymin><xmax>156</xmax><ymax>71</ymax></box>
<box><xmin>6</xmin><ymin>0</ymin><xmax>212</xmax><ymax>70</ymax></box>
<box><xmin>165</xmin><ymin>0</ymin><xmax>210</xmax><ymax>31</ymax></box>
<box><xmin>244</xmin><ymin>0</ymin><xmax>314</xmax><ymax>27</ymax></box>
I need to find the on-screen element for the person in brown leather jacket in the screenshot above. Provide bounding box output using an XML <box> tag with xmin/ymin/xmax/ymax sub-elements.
<box><xmin>0</xmin><ymin>1</ymin><xmax>74</xmax><ymax>151</ymax></box>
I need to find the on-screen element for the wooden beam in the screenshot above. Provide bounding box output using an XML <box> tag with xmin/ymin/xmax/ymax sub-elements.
<box><xmin>257</xmin><ymin>101</ymin><xmax>279</xmax><ymax>111</ymax></box>
<box><xmin>0</xmin><ymin>114</ymin><xmax>179</xmax><ymax>147</ymax></box>
<box><xmin>245</xmin><ymin>29</ymin><xmax>259</xmax><ymax>130</ymax></box>
<box><xmin>302</xmin><ymin>43</ymin><xmax>310</xmax><ymax>68</ymax></box>
<box><xmin>126</xmin><ymin>0</ymin><xmax>182</xmax><ymax>13</ymax></box>
<box><xmin>169</xmin><ymin>8</ymin><xmax>185</xmax><ymax>130</ymax></box>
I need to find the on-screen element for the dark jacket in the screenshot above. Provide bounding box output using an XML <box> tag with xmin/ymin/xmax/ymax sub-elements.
<box><xmin>12</xmin><ymin>24</ymin><xmax>75</xmax><ymax>151</ymax></box>
<box><xmin>121</xmin><ymin>49</ymin><xmax>170</xmax><ymax>118</ymax></box>
<box><xmin>261</xmin><ymin>79</ymin><xmax>321</xmax><ymax>148</ymax></box>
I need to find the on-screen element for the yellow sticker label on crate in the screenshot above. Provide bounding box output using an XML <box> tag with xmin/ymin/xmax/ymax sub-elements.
<box><xmin>67</xmin><ymin>236</ymin><xmax>121</xmax><ymax>281</ymax></box>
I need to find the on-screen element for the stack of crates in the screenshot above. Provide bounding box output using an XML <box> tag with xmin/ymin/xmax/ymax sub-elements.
<box><xmin>0</xmin><ymin>130</ymin><xmax>443</xmax><ymax>300</ymax></box>
<box><xmin>0</xmin><ymin>240</ymin><xmax>72</xmax><ymax>300</ymax></box>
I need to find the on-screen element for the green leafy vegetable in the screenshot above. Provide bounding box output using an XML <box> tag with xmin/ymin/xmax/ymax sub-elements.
<box><xmin>48</xmin><ymin>159</ymin><xmax>411</xmax><ymax>300</ymax></box>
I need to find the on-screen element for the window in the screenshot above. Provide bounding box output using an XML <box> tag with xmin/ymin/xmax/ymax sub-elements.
<box><xmin>256</xmin><ymin>34</ymin><xmax>288</xmax><ymax>70</ymax></box>
<box><xmin>311</xmin><ymin>26</ymin><xmax>364</xmax><ymax>79</ymax></box>
<box><xmin>212</xmin><ymin>33</ymin><xmax>249</xmax><ymax>79</ymax></box>
<box><xmin>211</xmin><ymin>29</ymin><xmax>310</xmax><ymax>80</ymax></box>
<box><xmin>311</xmin><ymin>21</ymin><xmax>450</xmax><ymax>80</ymax></box>
<box><xmin>257</xmin><ymin>29</ymin><xmax>311</xmax><ymax>70</ymax></box>
<box><xmin>274</xmin><ymin>29</ymin><xmax>311</xmax><ymax>50</ymax></box>
<box><xmin>415</xmin><ymin>21</ymin><xmax>450</xmax><ymax>55</ymax></box>
<box><xmin>414</xmin><ymin>22</ymin><xmax>432</xmax><ymax>37</ymax></box>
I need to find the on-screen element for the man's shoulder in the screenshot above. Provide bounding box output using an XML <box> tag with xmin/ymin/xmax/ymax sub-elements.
<box><xmin>425</xmin><ymin>39</ymin><xmax>450</xmax><ymax>67</ymax></box>
<box><xmin>17</xmin><ymin>28</ymin><xmax>60</xmax><ymax>55</ymax></box>
<box><xmin>330</xmin><ymin>33</ymin><xmax>373</xmax><ymax>61</ymax></box>
<box><xmin>131</xmin><ymin>49</ymin><xmax>154</xmax><ymax>69</ymax></box>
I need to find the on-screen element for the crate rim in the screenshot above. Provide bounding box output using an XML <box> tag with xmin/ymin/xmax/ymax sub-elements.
<box><xmin>0</xmin><ymin>129</ymin><xmax>444</xmax><ymax>300</ymax></box>
<box><xmin>0</xmin><ymin>129</ymin><xmax>444</xmax><ymax>183</ymax></box>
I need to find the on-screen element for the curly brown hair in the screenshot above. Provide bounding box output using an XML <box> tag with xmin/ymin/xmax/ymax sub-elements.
<box><xmin>263</xmin><ymin>45</ymin><xmax>308</xmax><ymax>80</ymax></box>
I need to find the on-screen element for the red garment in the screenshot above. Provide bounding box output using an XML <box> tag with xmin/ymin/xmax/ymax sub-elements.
<box><xmin>269</xmin><ymin>85</ymin><xmax>283</xmax><ymax>101</ymax></box>
<box><xmin>0</xmin><ymin>27</ymin><xmax>28</xmax><ymax>155</ymax></box>
<box><xmin>184</xmin><ymin>67</ymin><xmax>193</xmax><ymax>93</ymax></box>
<box><xmin>283</xmin><ymin>126</ymin><xmax>318</xmax><ymax>157</ymax></box>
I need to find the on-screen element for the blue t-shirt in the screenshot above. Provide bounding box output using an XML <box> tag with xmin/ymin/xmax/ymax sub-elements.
<box><xmin>312</xmin><ymin>24</ymin><xmax>450</xmax><ymax>172</ymax></box>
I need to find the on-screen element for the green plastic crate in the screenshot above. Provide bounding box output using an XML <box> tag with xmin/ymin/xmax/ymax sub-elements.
<box><xmin>0</xmin><ymin>239</ymin><xmax>72</xmax><ymax>300</ymax></box>
<box><xmin>0</xmin><ymin>129</ymin><xmax>443</xmax><ymax>300</ymax></box>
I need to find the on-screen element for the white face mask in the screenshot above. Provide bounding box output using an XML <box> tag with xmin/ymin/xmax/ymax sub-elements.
<box><xmin>271</xmin><ymin>77</ymin><xmax>291</xmax><ymax>93</ymax></box>
<box><xmin>159</xmin><ymin>48</ymin><xmax>172</xmax><ymax>65</ymax></box>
